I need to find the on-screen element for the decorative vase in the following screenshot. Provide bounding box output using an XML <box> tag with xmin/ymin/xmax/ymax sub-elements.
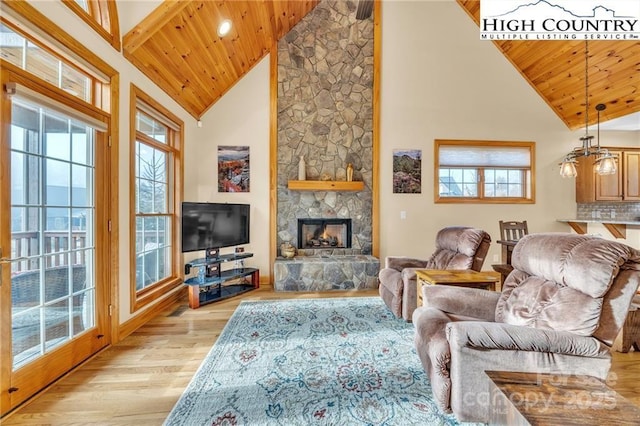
<box><xmin>346</xmin><ymin>163</ymin><xmax>354</xmax><ymax>182</ymax></box>
<box><xmin>281</xmin><ymin>242</ymin><xmax>296</xmax><ymax>258</ymax></box>
<box><xmin>298</xmin><ymin>155</ymin><xmax>306</xmax><ymax>180</ymax></box>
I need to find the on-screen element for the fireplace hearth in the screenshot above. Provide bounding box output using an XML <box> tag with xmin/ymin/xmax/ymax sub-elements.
<box><xmin>298</xmin><ymin>218</ymin><xmax>352</xmax><ymax>249</ymax></box>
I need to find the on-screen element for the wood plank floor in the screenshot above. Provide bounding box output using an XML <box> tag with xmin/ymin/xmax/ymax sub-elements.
<box><xmin>3</xmin><ymin>287</ymin><xmax>640</xmax><ymax>425</ymax></box>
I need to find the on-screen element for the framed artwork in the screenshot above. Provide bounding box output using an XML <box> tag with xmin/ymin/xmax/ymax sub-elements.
<box><xmin>218</xmin><ymin>145</ymin><xmax>250</xmax><ymax>192</ymax></box>
<box><xmin>393</xmin><ymin>149</ymin><xmax>421</xmax><ymax>193</ymax></box>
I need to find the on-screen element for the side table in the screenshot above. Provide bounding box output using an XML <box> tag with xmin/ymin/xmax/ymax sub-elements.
<box><xmin>487</xmin><ymin>370</ymin><xmax>640</xmax><ymax>425</ymax></box>
<box><xmin>415</xmin><ymin>269</ymin><xmax>499</xmax><ymax>307</ymax></box>
<box><xmin>613</xmin><ymin>299</ymin><xmax>640</xmax><ymax>352</ymax></box>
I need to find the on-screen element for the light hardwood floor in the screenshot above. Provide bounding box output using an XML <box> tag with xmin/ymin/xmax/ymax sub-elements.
<box><xmin>3</xmin><ymin>287</ymin><xmax>640</xmax><ymax>425</ymax></box>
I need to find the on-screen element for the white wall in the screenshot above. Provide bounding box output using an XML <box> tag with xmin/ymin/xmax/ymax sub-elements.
<box><xmin>185</xmin><ymin>57</ymin><xmax>271</xmax><ymax>278</ymax></box>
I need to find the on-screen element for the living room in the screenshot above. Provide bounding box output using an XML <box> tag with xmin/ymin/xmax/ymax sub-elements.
<box><xmin>1</xmin><ymin>0</ymin><xmax>639</xmax><ymax>424</ymax></box>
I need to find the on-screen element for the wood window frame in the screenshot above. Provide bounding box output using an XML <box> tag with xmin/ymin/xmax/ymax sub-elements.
<box><xmin>0</xmin><ymin>0</ymin><xmax>120</xmax><ymax>414</ymax></box>
<box><xmin>62</xmin><ymin>0</ymin><xmax>121</xmax><ymax>51</ymax></box>
<box><xmin>434</xmin><ymin>139</ymin><xmax>536</xmax><ymax>204</ymax></box>
<box><xmin>0</xmin><ymin>17</ymin><xmax>106</xmax><ymax>107</ymax></box>
<box><xmin>129</xmin><ymin>84</ymin><xmax>183</xmax><ymax>313</ymax></box>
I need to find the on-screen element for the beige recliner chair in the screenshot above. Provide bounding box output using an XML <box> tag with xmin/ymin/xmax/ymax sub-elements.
<box><xmin>413</xmin><ymin>233</ymin><xmax>640</xmax><ymax>423</ymax></box>
<box><xmin>378</xmin><ymin>226</ymin><xmax>491</xmax><ymax>322</ymax></box>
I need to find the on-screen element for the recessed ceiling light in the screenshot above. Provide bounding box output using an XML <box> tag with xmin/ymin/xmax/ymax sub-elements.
<box><xmin>217</xmin><ymin>19</ymin><xmax>232</xmax><ymax>37</ymax></box>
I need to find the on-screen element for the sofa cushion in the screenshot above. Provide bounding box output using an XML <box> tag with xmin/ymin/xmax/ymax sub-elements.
<box><xmin>497</xmin><ymin>274</ymin><xmax>603</xmax><ymax>335</ymax></box>
<box><xmin>496</xmin><ymin>233</ymin><xmax>640</xmax><ymax>336</ymax></box>
<box><xmin>510</xmin><ymin>233</ymin><xmax>634</xmax><ymax>298</ymax></box>
<box><xmin>426</xmin><ymin>227</ymin><xmax>487</xmax><ymax>269</ymax></box>
<box><xmin>434</xmin><ymin>227</ymin><xmax>486</xmax><ymax>257</ymax></box>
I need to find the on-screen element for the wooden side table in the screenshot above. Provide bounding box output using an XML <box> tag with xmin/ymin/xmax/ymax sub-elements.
<box><xmin>613</xmin><ymin>301</ymin><xmax>640</xmax><ymax>353</ymax></box>
<box><xmin>487</xmin><ymin>370</ymin><xmax>640</xmax><ymax>425</ymax></box>
<box><xmin>415</xmin><ymin>269</ymin><xmax>499</xmax><ymax>306</ymax></box>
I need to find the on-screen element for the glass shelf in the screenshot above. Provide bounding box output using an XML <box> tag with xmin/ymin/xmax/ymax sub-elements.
<box><xmin>186</xmin><ymin>252</ymin><xmax>253</xmax><ymax>268</ymax></box>
<box><xmin>184</xmin><ymin>252</ymin><xmax>258</xmax><ymax>308</ymax></box>
<box><xmin>184</xmin><ymin>267</ymin><xmax>258</xmax><ymax>287</ymax></box>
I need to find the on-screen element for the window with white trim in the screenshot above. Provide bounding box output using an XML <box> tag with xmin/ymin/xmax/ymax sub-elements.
<box><xmin>435</xmin><ymin>140</ymin><xmax>535</xmax><ymax>203</ymax></box>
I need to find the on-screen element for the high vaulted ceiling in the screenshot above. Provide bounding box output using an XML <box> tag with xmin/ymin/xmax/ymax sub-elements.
<box><xmin>457</xmin><ymin>0</ymin><xmax>640</xmax><ymax>130</ymax></box>
<box><xmin>124</xmin><ymin>1</ymin><xmax>639</xmax><ymax>129</ymax></box>
<box><xmin>123</xmin><ymin>0</ymin><xmax>318</xmax><ymax>119</ymax></box>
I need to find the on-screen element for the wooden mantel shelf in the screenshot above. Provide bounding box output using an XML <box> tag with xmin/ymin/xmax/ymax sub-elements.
<box><xmin>288</xmin><ymin>180</ymin><xmax>364</xmax><ymax>191</ymax></box>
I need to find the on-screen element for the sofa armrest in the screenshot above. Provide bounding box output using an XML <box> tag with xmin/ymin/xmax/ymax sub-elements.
<box><xmin>385</xmin><ymin>256</ymin><xmax>428</xmax><ymax>271</ymax></box>
<box><xmin>446</xmin><ymin>321</ymin><xmax>611</xmax><ymax>358</ymax></box>
<box><xmin>423</xmin><ymin>285</ymin><xmax>500</xmax><ymax>322</ymax></box>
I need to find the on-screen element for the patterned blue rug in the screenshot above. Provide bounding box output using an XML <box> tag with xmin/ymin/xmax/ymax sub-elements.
<box><xmin>164</xmin><ymin>297</ymin><xmax>464</xmax><ymax>425</ymax></box>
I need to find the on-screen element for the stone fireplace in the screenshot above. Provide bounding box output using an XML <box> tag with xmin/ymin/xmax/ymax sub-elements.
<box><xmin>275</xmin><ymin>0</ymin><xmax>374</xmax><ymax>255</ymax></box>
<box><xmin>273</xmin><ymin>1</ymin><xmax>379</xmax><ymax>292</ymax></box>
<box><xmin>298</xmin><ymin>218</ymin><xmax>352</xmax><ymax>249</ymax></box>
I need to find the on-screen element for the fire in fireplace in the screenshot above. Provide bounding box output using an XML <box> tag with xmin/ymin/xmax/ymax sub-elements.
<box><xmin>298</xmin><ymin>218</ymin><xmax>352</xmax><ymax>249</ymax></box>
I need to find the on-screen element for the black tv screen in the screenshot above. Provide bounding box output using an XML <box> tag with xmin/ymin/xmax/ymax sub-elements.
<box><xmin>181</xmin><ymin>202</ymin><xmax>250</xmax><ymax>252</ymax></box>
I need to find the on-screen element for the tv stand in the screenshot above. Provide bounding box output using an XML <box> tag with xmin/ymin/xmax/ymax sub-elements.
<box><xmin>184</xmin><ymin>252</ymin><xmax>259</xmax><ymax>309</ymax></box>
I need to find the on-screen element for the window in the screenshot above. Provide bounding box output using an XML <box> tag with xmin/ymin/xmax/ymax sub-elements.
<box><xmin>130</xmin><ymin>85</ymin><xmax>183</xmax><ymax>311</ymax></box>
<box><xmin>435</xmin><ymin>140</ymin><xmax>535</xmax><ymax>203</ymax></box>
<box><xmin>1</xmin><ymin>21</ymin><xmax>96</xmax><ymax>103</ymax></box>
<box><xmin>62</xmin><ymin>0</ymin><xmax>121</xmax><ymax>51</ymax></box>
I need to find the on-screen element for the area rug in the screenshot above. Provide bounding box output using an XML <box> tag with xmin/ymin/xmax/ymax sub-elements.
<box><xmin>164</xmin><ymin>297</ymin><xmax>463</xmax><ymax>425</ymax></box>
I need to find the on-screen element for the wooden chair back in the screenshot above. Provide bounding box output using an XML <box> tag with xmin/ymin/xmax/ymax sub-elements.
<box><xmin>499</xmin><ymin>220</ymin><xmax>529</xmax><ymax>242</ymax></box>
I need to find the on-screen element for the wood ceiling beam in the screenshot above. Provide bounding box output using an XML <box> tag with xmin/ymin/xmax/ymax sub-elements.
<box><xmin>123</xmin><ymin>0</ymin><xmax>192</xmax><ymax>53</ymax></box>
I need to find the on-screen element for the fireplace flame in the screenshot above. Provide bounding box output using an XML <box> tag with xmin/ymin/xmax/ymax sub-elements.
<box><xmin>299</xmin><ymin>219</ymin><xmax>350</xmax><ymax>249</ymax></box>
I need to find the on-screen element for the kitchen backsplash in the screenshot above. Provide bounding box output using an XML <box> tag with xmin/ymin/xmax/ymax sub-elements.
<box><xmin>577</xmin><ymin>203</ymin><xmax>640</xmax><ymax>221</ymax></box>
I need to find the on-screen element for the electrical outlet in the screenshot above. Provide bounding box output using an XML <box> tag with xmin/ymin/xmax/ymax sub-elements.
<box><xmin>493</xmin><ymin>254</ymin><xmax>500</xmax><ymax>262</ymax></box>
<box><xmin>400</xmin><ymin>211</ymin><xmax>407</xmax><ymax>220</ymax></box>
<box><xmin>611</xmin><ymin>210</ymin><xmax>616</xmax><ymax>219</ymax></box>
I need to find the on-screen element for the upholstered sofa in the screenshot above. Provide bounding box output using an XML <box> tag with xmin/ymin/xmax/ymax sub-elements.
<box><xmin>378</xmin><ymin>226</ymin><xmax>491</xmax><ymax>321</ymax></box>
<box><xmin>413</xmin><ymin>233</ymin><xmax>640</xmax><ymax>423</ymax></box>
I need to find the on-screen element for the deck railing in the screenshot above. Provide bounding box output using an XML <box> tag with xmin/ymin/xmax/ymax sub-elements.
<box><xmin>10</xmin><ymin>231</ymin><xmax>88</xmax><ymax>273</ymax></box>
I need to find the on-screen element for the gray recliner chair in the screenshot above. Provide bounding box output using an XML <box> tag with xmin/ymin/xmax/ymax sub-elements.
<box><xmin>413</xmin><ymin>233</ymin><xmax>640</xmax><ymax>423</ymax></box>
<box><xmin>378</xmin><ymin>226</ymin><xmax>491</xmax><ymax>322</ymax></box>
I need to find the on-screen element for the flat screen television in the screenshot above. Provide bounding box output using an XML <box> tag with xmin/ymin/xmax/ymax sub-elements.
<box><xmin>181</xmin><ymin>202</ymin><xmax>250</xmax><ymax>253</ymax></box>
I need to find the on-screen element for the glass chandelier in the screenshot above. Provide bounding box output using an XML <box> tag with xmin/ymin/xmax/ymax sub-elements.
<box><xmin>560</xmin><ymin>41</ymin><xmax>617</xmax><ymax>178</ymax></box>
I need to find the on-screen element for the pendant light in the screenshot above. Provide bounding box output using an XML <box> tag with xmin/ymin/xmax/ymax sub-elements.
<box><xmin>560</xmin><ymin>41</ymin><xmax>616</xmax><ymax>178</ymax></box>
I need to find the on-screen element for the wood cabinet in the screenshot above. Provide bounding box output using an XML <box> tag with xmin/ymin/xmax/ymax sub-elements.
<box><xmin>595</xmin><ymin>150</ymin><xmax>623</xmax><ymax>201</ymax></box>
<box><xmin>576</xmin><ymin>148</ymin><xmax>640</xmax><ymax>202</ymax></box>
<box><xmin>624</xmin><ymin>151</ymin><xmax>640</xmax><ymax>201</ymax></box>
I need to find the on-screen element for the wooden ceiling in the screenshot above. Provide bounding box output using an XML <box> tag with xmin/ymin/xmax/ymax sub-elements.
<box><xmin>457</xmin><ymin>0</ymin><xmax>640</xmax><ymax>130</ymax></box>
<box><xmin>124</xmin><ymin>1</ymin><xmax>639</xmax><ymax>129</ymax></box>
<box><xmin>123</xmin><ymin>0</ymin><xmax>319</xmax><ymax>119</ymax></box>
